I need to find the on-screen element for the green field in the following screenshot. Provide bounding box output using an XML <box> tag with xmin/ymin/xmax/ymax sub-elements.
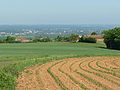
<box><xmin>0</xmin><ymin>42</ymin><xmax>120</xmax><ymax>89</ymax></box>
<box><xmin>0</xmin><ymin>42</ymin><xmax>120</xmax><ymax>68</ymax></box>
<box><xmin>0</xmin><ymin>42</ymin><xmax>120</xmax><ymax>56</ymax></box>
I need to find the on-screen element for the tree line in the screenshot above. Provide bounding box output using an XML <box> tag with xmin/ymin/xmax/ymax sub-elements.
<box><xmin>0</xmin><ymin>33</ymin><xmax>97</xmax><ymax>43</ymax></box>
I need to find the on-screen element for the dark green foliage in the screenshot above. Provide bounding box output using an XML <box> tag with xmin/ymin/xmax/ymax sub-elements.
<box><xmin>0</xmin><ymin>70</ymin><xmax>15</xmax><ymax>90</ymax></box>
<box><xmin>0</xmin><ymin>64</ymin><xmax>20</xmax><ymax>89</ymax></box>
<box><xmin>5</xmin><ymin>36</ymin><xmax>16</xmax><ymax>43</ymax></box>
<box><xmin>55</xmin><ymin>36</ymin><xmax>70</xmax><ymax>42</ymax></box>
<box><xmin>33</xmin><ymin>36</ymin><xmax>51</xmax><ymax>42</ymax></box>
<box><xmin>0</xmin><ymin>39</ymin><xmax>4</xmax><ymax>43</ymax></box>
<box><xmin>0</xmin><ymin>36</ymin><xmax>16</xmax><ymax>43</ymax></box>
<box><xmin>69</xmin><ymin>34</ymin><xmax>79</xmax><ymax>42</ymax></box>
<box><xmin>79</xmin><ymin>36</ymin><xmax>97</xmax><ymax>43</ymax></box>
<box><xmin>91</xmin><ymin>32</ymin><xmax>97</xmax><ymax>35</ymax></box>
<box><xmin>55</xmin><ymin>34</ymin><xmax>79</xmax><ymax>42</ymax></box>
<box><xmin>103</xmin><ymin>27</ymin><xmax>120</xmax><ymax>50</ymax></box>
<box><xmin>3</xmin><ymin>64</ymin><xmax>19</xmax><ymax>77</ymax></box>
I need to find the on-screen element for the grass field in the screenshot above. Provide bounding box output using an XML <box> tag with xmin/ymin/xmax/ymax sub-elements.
<box><xmin>0</xmin><ymin>42</ymin><xmax>120</xmax><ymax>89</ymax></box>
<box><xmin>0</xmin><ymin>42</ymin><xmax>120</xmax><ymax>57</ymax></box>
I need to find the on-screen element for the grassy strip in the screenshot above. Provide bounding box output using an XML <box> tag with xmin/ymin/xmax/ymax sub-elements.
<box><xmin>87</xmin><ymin>60</ymin><xmax>120</xmax><ymax>86</ymax></box>
<box><xmin>0</xmin><ymin>56</ymin><xmax>68</xmax><ymax>90</ymax></box>
<box><xmin>0</xmin><ymin>70</ymin><xmax>15</xmax><ymax>90</ymax></box>
<box><xmin>96</xmin><ymin>61</ymin><xmax>120</xmax><ymax>78</ymax></box>
<box><xmin>47</xmin><ymin>61</ymin><xmax>68</xmax><ymax>90</ymax></box>
<box><xmin>77</xmin><ymin>60</ymin><xmax>110</xmax><ymax>90</ymax></box>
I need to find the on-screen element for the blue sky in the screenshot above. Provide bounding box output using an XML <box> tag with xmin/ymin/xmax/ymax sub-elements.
<box><xmin>0</xmin><ymin>0</ymin><xmax>120</xmax><ymax>24</ymax></box>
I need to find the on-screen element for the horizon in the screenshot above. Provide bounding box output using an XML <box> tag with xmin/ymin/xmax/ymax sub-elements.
<box><xmin>0</xmin><ymin>23</ymin><xmax>120</xmax><ymax>26</ymax></box>
<box><xmin>0</xmin><ymin>0</ymin><xmax>120</xmax><ymax>25</ymax></box>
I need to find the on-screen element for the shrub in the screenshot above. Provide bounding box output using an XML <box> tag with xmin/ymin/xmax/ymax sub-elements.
<box><xmin>55</xmin><ymin>34</ymin><xmax>79</xmax><ymax>42</ymax></box>
<box><xmin>79</xmin><ymin>36</ymin><xmax>97</xmax><ymax>43</ymax></box>
<box><xmin>5</xmin><ymin>36</ymin><xmax>16</xmax><ymax>43</ymax></box>
<box><xmin>69</xmin><ymin>34</ymin><xmax>79</xmax><ymax>42</ymax></box>
<box><xmin>0</xmin><ymin>70</ymin><xmax>15</xmax><ymax>89</ymax></box>
<box><xmin>102</xmin><ymin>27</ymin><xmax>120</xmax><ymax>50</ymax></box>
<box><xmin>0</xmin><ymin>40</ymin><xmax>4</xmax><ymax>43</ymax></box>
<box><xmin>33</xmin><ymin>36</ymin><xmax>51</xmax><ymax>42</ymax></box>
<box><xmin>91</xmin><ymin>32</ymin><xmax>97</xmax><ymax>35</ymax></box>
<box><xmin>55</xmin><ymin>36</ymin><xmax>70</xmax><ymax>42</ymax></box>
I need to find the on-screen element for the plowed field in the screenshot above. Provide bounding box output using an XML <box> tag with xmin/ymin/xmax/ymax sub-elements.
<box><xmin>17</xmin><ymin>57</ymin><xmax>120</xmax><ymax>90</ymax></box>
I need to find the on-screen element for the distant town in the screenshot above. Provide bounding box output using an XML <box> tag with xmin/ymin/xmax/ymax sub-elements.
<box><xmin>0</xmin><ymin>24</ymin><xmax>119</xmax><ymax>38</ymax></box>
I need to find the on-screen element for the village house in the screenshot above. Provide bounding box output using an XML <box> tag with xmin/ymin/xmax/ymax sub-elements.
<box><xmin>15</xmin><ymin>37</ymin><xmax>30</xmax><ymax>43</ymax></box>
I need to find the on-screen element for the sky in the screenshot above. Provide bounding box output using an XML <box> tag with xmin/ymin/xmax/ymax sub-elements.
<box><xmin>0</xmin><ymin>0</ymin><xmax>120</xmax><ymax>25</ymax></box>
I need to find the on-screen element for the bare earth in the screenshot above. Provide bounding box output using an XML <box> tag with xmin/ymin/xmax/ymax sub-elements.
<box><xmin>16</xmin><ymin>57</ymin><xmax>120</xmax><ymax>90</ymax></box>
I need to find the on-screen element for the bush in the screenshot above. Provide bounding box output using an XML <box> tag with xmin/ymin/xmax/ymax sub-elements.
<box><xmin>33</xmin><ymin>36</ymin><xmax>51</xmax><ymax>42</ymax></box>
<box><xmin>5</xmin><ymin>36</ymin><xmax>16</xmax><ymax>43</ymax></box>
<box><xmin>102</xmin><ymin>27</ymin><xmax>120</xmax><ymax>50</ymax></box>
<box><xmin>79</xmin><ymin>36</ymin><xmax>97</xmax><ymax>43</ymax></box>
<box><xmin>69</xmin><ymin>34</ymin><xmax>79</xmax><ymax>42</ymax></box>
<box><xmin>55</xmin><ymin>34</ymin><xmax>79</xmax><ymax>42</ymax></box>
<box><xmin>91</xmin><ymin>32</ymin><xmax>97</xmax><ymax>35</ymax></box>
<box><xmin>0</xmin><ymin>40</ymin><xmax>4</xmax><ymax>43</ymax></box>
<box><xmin>0</xmin><ymin>70</ymin><xmax>15</xmax><ymax>89</ymax></box>
<box><xmin>55</xmin><ymin>36</ymin><xmax>70</xmax><ymax>42</ymax></box>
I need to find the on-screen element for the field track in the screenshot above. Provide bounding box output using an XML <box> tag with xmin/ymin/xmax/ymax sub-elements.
<box><xmin>16</xmin><ymin>57</ymin><xmax>120</xmax><ymax>90</ymax></box>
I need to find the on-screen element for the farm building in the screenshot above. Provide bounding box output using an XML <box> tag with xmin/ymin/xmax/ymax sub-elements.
<box><xmin>15</xmin><ymin>37</ymin><xmax>30</xmax><ymax>43</ymax></box>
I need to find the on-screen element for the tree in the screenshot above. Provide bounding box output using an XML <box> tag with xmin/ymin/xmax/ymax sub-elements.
<box><xmin>69</xmin><ymin>34</ymin><xmax>79</xmax><ymax>42</ymax></box>
<box><xmin>55</xmin><ymin>36</ymin><xmax>63</xmax><ymax>42</ymax></box>
<box><xmin>102</xmin><ymin>27</ymin><xmax>120</xmax><ymax>50</ymax></box>
<box><xmin>79</xmin><ymin>35</ymin><xmax>97</xmax><ymax>43</ymax></box>
<box><xmin>5</xmin><ymin>36</ymin><xmax>16</xmax><ymax>43</ymax></box>
<box><xmin>55</xmin><ymin>36</ymin><xmax>70</xmax><ymax>42</ymax></box>
<box><xmin>91</xmin><ymin>32</ymin><xmax>97</xmax><ymax>35</ymax></box>
<box><xmin>33</xmin><ymin>36</ymin><xmax>51</xmax><ymax>42</ymax></box>
<box><xmin>41</xmin><ymin>37</ymin><xmax>51</xmax><ymax>42</ymax></box>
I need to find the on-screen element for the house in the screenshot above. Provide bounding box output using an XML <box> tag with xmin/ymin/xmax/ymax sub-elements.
<box><xmin>15</xmin><ymin>37</ymin><xmax>30</xmax><ymax>43</ymax></box>
<box><xmin>89</xmin><ymin>35</ymin><xmax>104</xmax><ymax>42</ymax></box>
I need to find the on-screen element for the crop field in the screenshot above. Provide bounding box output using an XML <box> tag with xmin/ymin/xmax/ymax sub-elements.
<box><xmin>17</xmin><ymin>57</ymin><xmax>120</xmax><ymax>90</ymax></box>
<box><xmin>0</xmin><ymin>42</ymin><xmax>120</xmax><ymax>89</ymax></box>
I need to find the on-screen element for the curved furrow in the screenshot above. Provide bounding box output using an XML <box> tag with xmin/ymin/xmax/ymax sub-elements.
<box><xmin>17</xmin><ymin>63</ymin><xmax>61</xmax><ymax>90</ymax></box>
<box><xmin>59</xmin><ymin>60</ymin><xmax>88</xmax><ymax>90</ymax></box>
<box><xmin>94</xmin><ymin>57</ymin><xmax>120</xmax><ymax>73</ymax></box>
<box><xmin>105</xmin><ymin>60</ymin><xmax>119</xmax><ymax>69</ymax></box>
<box><xmin>77</xmin><ymin>59</ymin><xmax>112</xmax><ymax>90</ymax></box>
<box><xmin>113</xmin><ymin>59</ymin><xmax>120</xmax><ymax>68</ymax></box>
<box><xmin>96</xmin><ymin>61</ymin><xmax>120</xmax><ymax>78</ymax></box>
<box><xmin>101</xmin><ymin>60</ymin><xmax>118</xmax><ymax>72</ymax></box>
<box><xmin>17</xmin><ymin>65</ymin><xmax>45</xmax><ymax>90</ymax></box>
<box><xmin>49</xmin><ymin>60</ymin><xmax>82</xmax><ymax>90</ymax></box>
<box><xmin>98</xmin><ymin>58</ymin><xmax>119</xmax><ymax>71</ymax></box>
<box><xmin>63</xmin><ymin>58</ymin><xmax>101</xmax><ymax>90</ymax></box>
<box><xmin>98</xmin><ymin>60</ymin><xmax>120</xmax><ymax>78</ymax></box>
<box><xmin>106</xmin><ymin>57</ymin><xmax>120</xmax><ymax>68</ymax></box>
<box><xmin>47</xmin><ymin>61</ymin><xmax>68</xmax><ymax>90</ymax></box>
<box><xmin>87</xmin><ymin>60</ymin><xmax>120</xmax><ymax>87</ymax></box>
<box><xmin>78</xmin><ymin>59</ymin><xmax>120</xmax><ymax>90</ymax></box>
<box><xmin>39</xmin><ymin>61</ymin><xmax>61</xmax><ymax>90</ymax></box>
